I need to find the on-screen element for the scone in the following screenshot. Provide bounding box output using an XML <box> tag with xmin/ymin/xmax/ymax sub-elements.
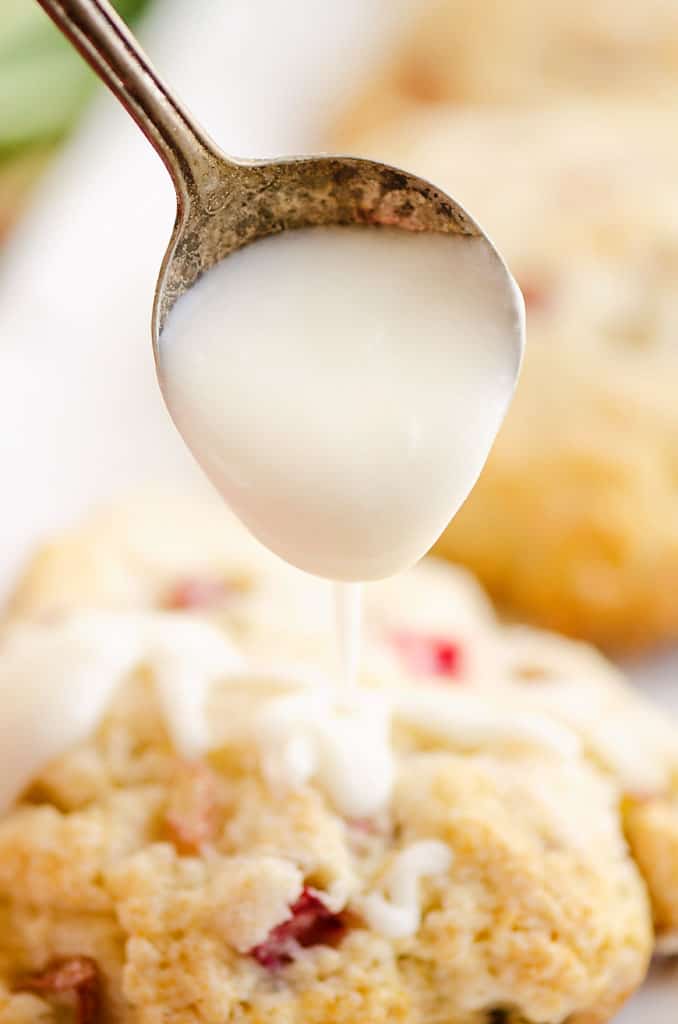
<box><xmin>11</xmin><ymin>495</ymin><xmax>678</xmax><ymax>954</ymax></box>
<box><xmin>331</xmin><ymin>103</ymin><xmax>678</xmax><ymax>650</ymax></box>
<box><xmin>334</xmin><ymin>0</ymin><xmax>678</xmax><ymax>143</ymax></box>
<box><xmin>0</xmin><ymin>495</ymin><xmax>664</xmax><ymax>1023</ymax></box>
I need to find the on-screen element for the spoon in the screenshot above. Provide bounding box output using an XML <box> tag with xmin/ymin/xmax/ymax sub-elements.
<box><xmin>37</xmin><ymin>0</ymin><xmax>524</xmax><ymax>583</ymax></box>
<box><xmin>36</xmin><ymin>0</ymin><xmax>522</xmax><ymax>353</ymax></box>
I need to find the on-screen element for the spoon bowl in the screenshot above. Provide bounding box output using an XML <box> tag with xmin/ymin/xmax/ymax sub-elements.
<box><xmin>153</xmin><ymin>153</ymin><xmax>483</xmax><ymax>339</ymax></box>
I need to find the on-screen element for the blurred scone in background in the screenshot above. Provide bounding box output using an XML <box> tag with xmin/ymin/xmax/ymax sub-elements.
<box><xmin>333</xmin><ymin>0</ymin><xmax>678</xmax><ymax>652</ymax></box>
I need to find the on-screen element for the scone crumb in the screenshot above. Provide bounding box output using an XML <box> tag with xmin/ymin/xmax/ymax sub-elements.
<box><xmin>207</xmin><ymin>855</ymin><xmax>305</xmax><ymax>952</ymax></box>
<box><xmin>15</xmin><ymin>956</ymin><xmax>100</xmax><ymax>1024</ymax></box>
<box><xmin>164</xmin><ymin>760</ymin><xmax>218</xmax><ymax>854</ymax></box>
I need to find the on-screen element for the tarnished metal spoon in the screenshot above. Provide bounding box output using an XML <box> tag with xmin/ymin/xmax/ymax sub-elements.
<box><xmin>36</xmin><ymin>0</ymin><xmax>523</xmax><ymax>366</ymax></box>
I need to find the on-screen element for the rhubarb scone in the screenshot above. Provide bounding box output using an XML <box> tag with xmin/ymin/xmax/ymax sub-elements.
<box><xmin>334</xmin><ymin>0</ymin><xmax>678</xmax><ymax>143</ymax></box>
<box><xmin>331</xmin><ymin>102</ymin><xmax>678</xmax><ymax>650</ymax></box>
<box><xmin>0</xmin><ymin>496</ymin><xmax>663</xmax><ymax>1022</ymax></box>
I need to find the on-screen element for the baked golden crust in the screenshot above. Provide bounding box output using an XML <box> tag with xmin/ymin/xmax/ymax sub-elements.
<box><xmin>0</xmin><ymin>693</ymin><xmax>652</xmax><ymax>1024</ymax></box>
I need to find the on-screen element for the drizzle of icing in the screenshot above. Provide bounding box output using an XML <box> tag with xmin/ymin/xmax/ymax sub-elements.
<box><xmin>394</xmin><ymin>687</ymin><xmax>580</xmax><ymax>759</ymax></box>
<box><xmin>0</xmin><ymin>609</ymin><xmax>585</xmax><ymax>818</ymax></box>
<box><xmin>251</xmin><ymin>679</ymin><xmax>579</xmax><ymax>818</ymax></box>
<box><xmin>256</xmin><ymin>689</ymin><xmax>394</xmax><ymax>818</ymax></box>
<box><xmin>360</xmin><ymin>840</ymin><xmax>452</xmax><ymax>938</ymax></box>
<box><xmin>0</xmin><ymin>612</ymin><xmax>242</xmax><ymax>811</ymax></box>
<box><xmin>146</xmin><ymin>619</ymin><xmax>243</xmax><ymax>758</ymax></box>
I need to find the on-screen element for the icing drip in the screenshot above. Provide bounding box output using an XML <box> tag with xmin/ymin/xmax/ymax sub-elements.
<box><xmin>257</xmin><ymin>689</ymin><xmax>394</xmax><ymax>818</ymax></box>
<box><xmin>361</xmin><ymin>840</ymin><xmax>452</xmax><ymax>938</ymax></box>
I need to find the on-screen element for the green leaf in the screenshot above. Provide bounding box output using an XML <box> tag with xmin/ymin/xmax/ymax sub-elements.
<box><xmin>0</xmin><ymin>0</ymin><xmax>152</xmax><ymax>152</ymax></box>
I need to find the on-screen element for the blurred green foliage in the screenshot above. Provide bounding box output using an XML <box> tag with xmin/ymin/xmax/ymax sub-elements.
<box><xmin>0</xmin><ymin>0</ymin><xmax>150</xmax><ymax>155</ymax></box>
<box><xmin>0</xmin><ymin>0</ymin><xmax>151</xmax><ymax>237</ymax></box>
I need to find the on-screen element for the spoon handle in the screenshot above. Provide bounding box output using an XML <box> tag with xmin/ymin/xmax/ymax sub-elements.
<box><xmin>35</xmin><ymin>0</ymin><xmax>218</xmax><ymax>204</ymax></box>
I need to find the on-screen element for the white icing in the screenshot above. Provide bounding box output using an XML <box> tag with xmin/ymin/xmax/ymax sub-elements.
<box><xmin>146</xmin><ymin>618</ymin><xmax>244</xmax><ymax>758</ymax></box>
<box><xmin>218</xmin><ymin>658</ymin><xmax>330</xmax><ymax>694</ymax></box>
<box><xmin>361</xmin><ymin>840</ymin><xmax>452</xmax><ymax>939</ymax></box>
<box><xmin>0</xmin><ymin>609</ymin><xmax>390</xmax><ymax>823</ymax></box>
<box><xmin>1</xmin><ymin>571</ymin><xmax>666</xmax><ymax>828</ymax></box>
<box><xmin>256</xmin><ymin>689</ymin><xmax>394</xmax><ymax>818</ymax></box>
<box><xmin>394</xmin><ymin>687</ymin><xmax>580</xmax><ymax>758</ymax></box>
<box><xmin>0</xmin><ymin>607</ymin><xmax>582</xmax><ymax>821</ymax></box>
<box><xmin>334</xmin><ymin>581</ymin><xmax>362</xmax><ymax>686</ymax></box>
<box><xmin>0</xmin><ymin>616</ymin><xmax>141</xmax><ymax>813</ymax></box>
<box><xmin>0</xmin><ymin>612</ymin><xmax>243</xmax><ymax>811</ymax></box>
<box><xmin>158</xmin><ymin>226</ymin><xmax>523</xmax><ymax>582</ymax></box>
<box><xmin>251</xmin><ymin>676</ymin><xmax>579</xmax><ymax>818</ymax></box>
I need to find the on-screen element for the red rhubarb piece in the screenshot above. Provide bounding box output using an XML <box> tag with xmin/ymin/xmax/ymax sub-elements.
<box><xmin>391</xmin><ymin>630</ymin><xmax>463</xmax><ymax>678</ymax></box>
<box><xmin>164</xmin><ymin>577</ymin><xmax>232</xmax><ymax>611</ymax></box>
<box><xmin>16</xmin><ymin>956</ymin><xmax>100</xmax><ymax>1024</ymax></box>
<box><xmin>251</xmin><ymin>888</ymin><xmax>347</xmax><ymax>969</ymax></box>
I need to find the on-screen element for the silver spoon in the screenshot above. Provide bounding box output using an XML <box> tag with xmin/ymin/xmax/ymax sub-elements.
<box><xmin>36</xmin><ymin>0</ymin><xmax>523</xmax><ymax>368</ymax></box>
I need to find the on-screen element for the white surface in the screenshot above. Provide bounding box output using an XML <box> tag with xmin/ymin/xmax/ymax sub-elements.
<box><xmin>0</xmin><ymin>0</ymin><xmax>676</xmax><ymax>1017</ymax></box>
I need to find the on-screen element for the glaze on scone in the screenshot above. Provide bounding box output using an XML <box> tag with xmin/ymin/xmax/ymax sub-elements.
<box><xmin>332</xmin><ymin>103</ymin><xmax>678</xmax><ymax>650</ymax></box>
<box><xmin>0</xmin><ymin>495</ymin><xmax>668</xmax><ymax>1022</ymax></box>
